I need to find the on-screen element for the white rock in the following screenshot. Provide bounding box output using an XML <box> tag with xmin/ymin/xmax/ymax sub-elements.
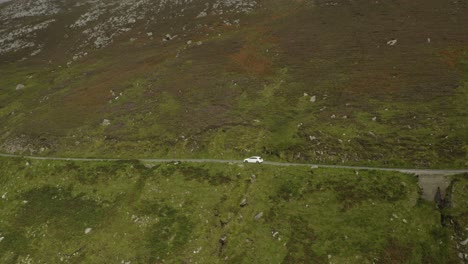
<box><xmin>186</xmin><ymin>40</ymin><xmax>192</xmax><ymax>45</ymax></box>
<box><xmin>147</xmin><ymin>32</ymin><xmax>153</xmax><ymax>37</ymax></box>
<box><xmin>85</xmin><ymin>228</ymin><xmax>92</xmax><ymax>234</ymax></box>
<box><xmin>196</xmin><ymin>11</ymin><xmax>207</xmax><ymax>18</ymax></box>
<box><xmin>16</xmin><ymin>84</ymin><xmax>25</xmax><ymax>90</ymax></box>
<box><xmin>372</xmin><ymin>116</ymin><xmax>377</xmax><ymax>121</ymax></box>
<box><xmin>460</xmin><ymin>238</ymin><xmax>468</xmax><ymax>246</ymax></box>
<box><xmin>310</xmin><ymin>95</ymin><xmax>316</xmax><ymax>102</ymax></box>
<box><xmin>0</xmin><ymin>237</ymin><xmax>4</xmax><ymax>242</ymax></box>
<box><xmin>387</xmin><ymin>39</ymin><xmax>397</xmax><ymax>46</ymax></box>
<box><xmin>403</xmin><ymin>219</ymin><xmax>407</xmax><ymax>224</ymax></box>
<box><xmin>102</xmin><ymin>119</ymin><xmax>111</xmax><ymax>126</ymax></box>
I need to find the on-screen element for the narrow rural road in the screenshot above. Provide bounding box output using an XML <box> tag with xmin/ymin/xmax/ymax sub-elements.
<box><xmin>1</xmin><ymin>153</ymin><xmax>467</xmax><ymax>176</ymax></box>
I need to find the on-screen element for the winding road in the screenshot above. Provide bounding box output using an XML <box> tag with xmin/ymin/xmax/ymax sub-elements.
<box><xmin>1</xmin><ymin>152</ymin><xmax>467</xmax><ymax>176</ymax></box>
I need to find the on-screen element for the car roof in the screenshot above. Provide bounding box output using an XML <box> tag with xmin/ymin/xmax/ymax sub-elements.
<box><xmin>250</xmin><ymin>156</ymin><xmax>261</xmax><ymax>158</ymax></box>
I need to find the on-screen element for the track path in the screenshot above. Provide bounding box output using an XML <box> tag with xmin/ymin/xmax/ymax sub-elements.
<box><xmin>1</xmin><ymin>153</ymin><xmax>467</xmax><ymax>176</ymax></box>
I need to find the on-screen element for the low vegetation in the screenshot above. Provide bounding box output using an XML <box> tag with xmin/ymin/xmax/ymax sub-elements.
<box><xmin>0</xmin><ymin>157</ymin><xmax>463</xmax><ymax>263</ymax></box>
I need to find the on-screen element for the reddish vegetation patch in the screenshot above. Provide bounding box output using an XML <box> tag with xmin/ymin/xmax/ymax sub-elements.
<box><xmin>439</xmin><ymin>47</ymin><xmax>467</xmax><ymax>69</ymax></box>
<box><xmin>229</xmin><ymin>44</ymin><xmax>272</xmax><ymax>76</ymax></box>
<box><xmin>380</xmin><ymin>240</ymin><xmax>412</xmax><ymax>264</ymax></box>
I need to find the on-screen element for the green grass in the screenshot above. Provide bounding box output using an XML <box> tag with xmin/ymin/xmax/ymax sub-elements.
<box><xmin>0</xmin><ymin>156</ymin><xmax>462</xmax><ymax>263</ymax></box>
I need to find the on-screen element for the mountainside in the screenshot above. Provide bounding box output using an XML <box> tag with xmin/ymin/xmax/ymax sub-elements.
<box><xmin>0</xmin><ymin>0</ymin><xmax>467</xmax><ymax>167</ymax></box>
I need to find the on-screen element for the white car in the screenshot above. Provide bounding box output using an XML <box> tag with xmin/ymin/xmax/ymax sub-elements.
<box><xmin>243</xmin><ymin>156</ymin><xmax>264</xmax><ymax>164</ymax></box>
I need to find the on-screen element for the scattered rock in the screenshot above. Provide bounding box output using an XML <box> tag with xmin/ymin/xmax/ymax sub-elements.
<box><xmin>254</xmin><ymin>212</ymin><xmax>263</xmax><ymax>221</ymax></box>
<box><xmin>25</xmin><ymin>161</ymin><xmax>30</xmax><ymax>166</ymax></box>
<box><xmin>146</xmin><ymin>32</ymin><xmax>152</xmax><ymax>37</ymax></box>
<box><xmin>331</xmin><ymin>114</ymin><xmax>336</xmax><ymax>119</ymax></box>
<box><xmin>219</xmin><ymin>234</ymin><xmax>227</xmax><ymax>245</ymax></box>
<box><xmin>0</xmin><ymin>237</ymin><xmax>4</xmax><ymax>242</ymax></box>
<box><xmin>15</xmin><ymin>84</ymin><xmax>25</xmax><ymax>90</ymax></box>
<box><xmin>310</xmin><ymin>95</ymin><xmax>316</xmax><ymax>102</ymax></box>
<box><xmin>250</xmin><ymin>174</ymin><xmax>256</xmax><ymax>183</ymax></box>
<box><xmin>193</xmin><ymin>246</ymin><xmax>202</xmax><ymax>254</ymax></box>
<box><xmin>387</xmin><ymin>39</ymin><xmax>397</xmax><ymax>46</ymax></box>
<box><xmin>372</xmin><ymin>116</ymin><xmax>377</xmax><ymax>121</ymax></box>
<box><xmin>186</xmin><ymin>40</ymin><xmax>192</xmax><ymax>45</ymax></box>
<box><xmin>240</xmin><ymin>198</ymin><xmax>248</xmax><ymax>207</ymax></box>
<box><xmin>309</xmin><ymin>136</ymin><xmax>316</xmax><ymax>141</ymax></box>
<box><xmin>196</xmin><ymin>11</ymin><xmax>207</xmax><ymax>18</ymax></box>
<box><xmin>164</xmin><ymin>34</ymin><xmax>172</xmax><ymax>41</ymax></box>
<box><xmin>102</xmin><ymin>119</ymin><xmax>111</xmax><ymax>126</ymax></box>
<box><xmin>85</xmin><ymin>228</ymin><xmax>92</xmax><ymax>234</ymax></box>
<box><xmin>460</xmin><ymin>238</ymin><xmax>468</xmax><ymax>246</ymax></box>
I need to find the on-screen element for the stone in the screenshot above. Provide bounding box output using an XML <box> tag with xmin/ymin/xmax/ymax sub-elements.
<box><xmin>310</xmin><ymin>95</ymin><xmax>316</xmax><ymax>102</ymax></box>
<box><xmin>0</xmin><ymin>237</ymin><xmax>4</xmax><ymax>242</ymax></box>
<box><xmin>240</xmin><ymin>198</ymin><xmax>248</xmax><ymax>207</ymax></box>
<box><xmin>102</xmin><ymin>119</ymin><xmax>111</xmax><ymax>126</ymax></box>
<box><xmin>85</xmin><ymin>228</ymin><xmax>92</xmax><ymax>234</ymax></box>
<box><xmin>460</xmin><ymin>238</ymin><xmax>468</xmax><ymax>246</ymax></box>
<box><xmin>219</xmin><ymin>234</ymin><xmax>227</xmax><ymax>245</ymax></box>
<box><xmin>372</xmin><ymin>116</ymin><xmax>377</xmax><ymax>121</ymax></box>
<box><xmin>16</xmin><ymin>84</ymin><xmax>25</xmax><ymax>90</ymax></box>
<box><xmin>387</xmin><ymin>39</ymin><xmax>397</xmax><ymax>46</ymax></box>
<box><xmin>250</xmin><ymin>174</ymin><xmax>256</xmax><ymax>183</ymax></box>
<box><xmin>254</xmin><ymin>212</ymin><xmax>263</xmax><ymax>221</ymax></box>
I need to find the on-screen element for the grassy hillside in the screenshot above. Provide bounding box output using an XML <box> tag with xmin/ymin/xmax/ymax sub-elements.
<box><xmin>0</xmin><ymin>0</ymin><xmax>467</xmax><ymax>168</ymax></box>
<box><xmin>0</xmin><ymin>156</ymin><xmax>464</xmax><ymax>263</ymax></box>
